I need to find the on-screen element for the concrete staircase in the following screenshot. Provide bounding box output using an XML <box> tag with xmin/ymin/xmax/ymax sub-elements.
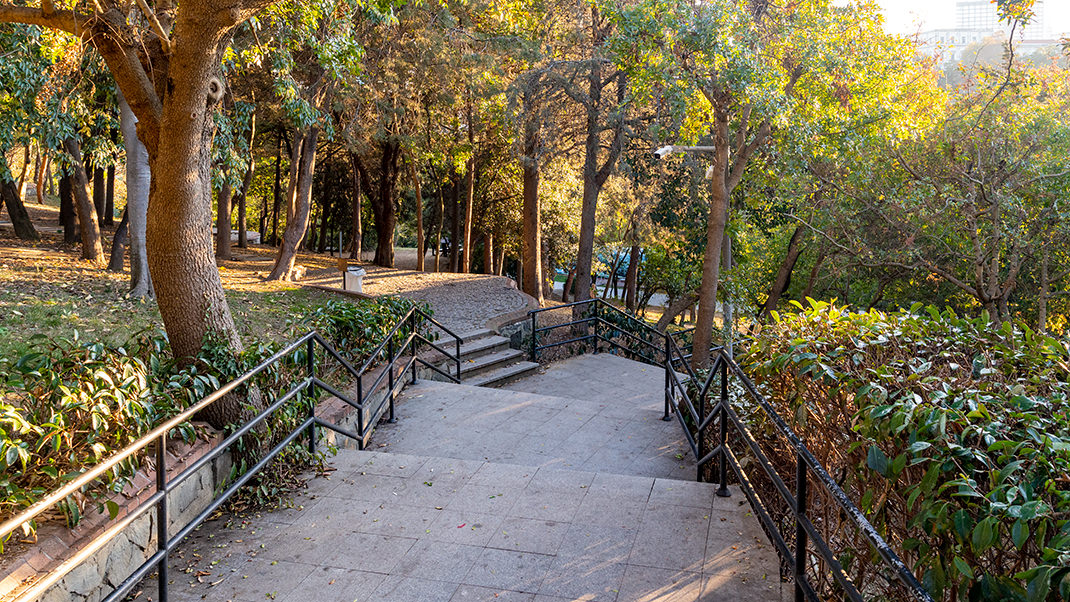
<box><xmin>453</xmin><ymin>328</ymin><xmax>539</xmax><ymax>387</ymax></box>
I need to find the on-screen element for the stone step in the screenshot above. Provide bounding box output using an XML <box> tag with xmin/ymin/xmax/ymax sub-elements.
<box><xmin>455</xmin><ymin>327</ymin><xmax>494</xmax><ymax>342</ymax></box>
<box><xmin>458</xmin><ymin>335</ymin><xmax>510</xmax><ymax>360</ymax></box>
<box><xmin>463</xmin><ymin>360</ymin><xmax>540</xmax><ymax>387</ymax></box>
<box><xmin>460</xmin><ymin>347</ymin><xmax>525</xmax><ymax>378</ymax></box>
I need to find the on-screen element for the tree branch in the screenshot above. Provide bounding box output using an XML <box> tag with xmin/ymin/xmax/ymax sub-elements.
<box><xmin>0</xmin><ymin>5</ymin><xmax>82</xmax><ymax>35</ymax></box>
<box><xmin>134</xmin><ymin>0</ymin><xmax>172</xmax><ymax>53</ymax></box>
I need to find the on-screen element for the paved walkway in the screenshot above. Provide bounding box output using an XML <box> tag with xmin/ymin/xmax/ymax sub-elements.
<box><xmin>133</xmin><ymin>354</ymin><xmax>785</xmax><ymax>602</ymax></box>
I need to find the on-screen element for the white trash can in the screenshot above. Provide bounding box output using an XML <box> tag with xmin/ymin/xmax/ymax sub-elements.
<box><xmin>343</xmin><ymin>267</ymin><xmax>367</xmax><ymax>293</ymax></box>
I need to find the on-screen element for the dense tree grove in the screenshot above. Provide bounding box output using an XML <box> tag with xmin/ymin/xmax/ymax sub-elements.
<box><xmin>0</xmin><ymin>0</ymin><xmax>1066</xmax><ymax>363</ymax></box>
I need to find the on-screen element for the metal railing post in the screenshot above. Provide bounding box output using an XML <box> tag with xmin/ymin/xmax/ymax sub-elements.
<box><xmin>530</xmin><ymin>312</ymin><xmax>537</xmax><ymax>363</ymax></box>
<box><xmin>410</xmin><ymin>312</ymin><xmax>418</xmax><ymax>385</ymax></box>
<box><xmin>592</xmin><ymin>302</ymin><xmax>600</xmax><ymax>354</ymax></box>
<box><xmin>456</xmin><ymin>332</ymin><xmax>462</xmax><ymax>381</ymax></box>
<box><xmin>306</xmin><ymin>338</ymin><xmax>316</xmax><ymax>455</ymax></box>
<box><xmin>717</xmin><ymin>358</ymin><xmax>730</xmax><ymax>497</ymax></box>
<box><xmin>155</xmin><ymin>435</ymin><xmax>168</xmax><ymax>602</ymax></box>
<box><xmin>662</xmin><ymin>334</ymin><xmax>672</xmax><ymax>421</ymax></box>
<box><xmin>387</xmin><ymin>337</ymin><xmax>397</xmax><ymax>423</ymax></box>
<box><xmin>696</xmin><ymin>368</ymin><xmax>707</xmax><ymax>483</ymax></box>
<box><xmin>795</xmin><ymin>452</ymin><xmax>809</xmax><ymax>602</ymax></box>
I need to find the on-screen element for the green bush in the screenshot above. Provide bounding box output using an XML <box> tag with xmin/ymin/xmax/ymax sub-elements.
<box><xmin>742</xmin><ymin>300</ymin><xmax>1070</xmax><ymax>601</ymax></box>
<box><xmin>0</xmin><ymin>296</ymin><xmax>418</xmax><ymax>546</ymax></box>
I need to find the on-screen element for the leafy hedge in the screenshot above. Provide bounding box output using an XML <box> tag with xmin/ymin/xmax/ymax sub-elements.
<box><xmin>741</xmin><ymin>300</ymin><xmax>1070</xmax><ymax>601</ymax></box>
<box><xmin>0</xmin><ymin>296</ymin><xmax>419</xmax><ymax>545</ymax></box>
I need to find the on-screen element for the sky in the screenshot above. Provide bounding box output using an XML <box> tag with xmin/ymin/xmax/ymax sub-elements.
<box><xmin>878</xmin><ymin>0</ymin><xmax>1070</xmax><ymax>37</ymax></box>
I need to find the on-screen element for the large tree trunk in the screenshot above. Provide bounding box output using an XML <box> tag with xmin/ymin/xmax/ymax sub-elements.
<box><xmin>433</xmin><ymin>173</ymin><xmax>445</xmax><ymax>272</ymax></box>
<box><xmin>691</xmin><ymin>121</ymin><xmax>731</xmax><ymax>369</ymax></box>
<box><xmin>409</xmin><ymin>158</ymin><xmax>425</xmax><ymax>271</ymax></box>
<box><xmin>107</xmin><ymin>208</ymin><xmax>130</xmax><ymax>272</ymax></box>
<box><xmin>482</xmin><ymin>231</ymin><xmax>493</xmax><ymax>275</ymax></box>
<box><xmin>760</xmin><ymin>226</ymin><xmax>803</xmax><ymax>321</ymax></box>
<box><xmin>461</xmin><ymin>160</ymin><xmax>474</xmax><ymax>273</ymax></box>
<box><xmin>215</xmin><ymin>169</ymin><xmax>233</xmax><ymax>260</ymax></box>
<box><xmin>237</xmin><ymin>112</ymin><xmax>255</xmax><ymax>249</ymax></box>
<box><xmin>143</xmin><ymin>32</ymin><xmax>246</xmax><ymax>378</ymax></box>
<box><xmin>119</xmin><ymin>92</ymin><xmax>152</xmax><ymax>298</ymax></box>
<box><xmin>104</xmin><ymin>166</ymin><xmax>115</xmax><ymax>226</ymax></box>
<box><xmin>36</xmin><ymin>155</ymin><xmax>49</xmax><ymax>205</ymax></box>
<box><xmin>62</xmin><ymin>138</ymin><xmax>104</xmax><ymax>263</ymax></box>
<box><xmin>449</xmin><ymin>171</ymin><xmax>460</xmax><ymax>272</ymax></box>
<box><xmin>574</xmin><ymin>11</ymin><xmax>625</xmax><ymax>304</ymax></box>
<box><xmin>348</xmin><ymin>151</ymin><xmax>363</xmax><ymax>260</ymax></box>
<box><xmin>59</xmin><ymin>171</ymin><xmax>77</xmax><ymax>243</ymax></box>
<box><xmin>93</xmin><ymin>166</ymin><xmax>106</xmax><ymax>225</ymax></box>
<box><xmin>268</xmin><ymin>127</ymin><xmax>319</xmax><ymax>280</ymax></box>
<box><xmin>15</xmin><ymin>145</ymin><xmax>29</xmax><ymax>201</ymax></box>
<box><xmin>364</xmin><ymin>140</ymin><xmax>399</xmax><ymax>268</ymax></box>
<box><xmin>1</xmin><ymin>153</ymin><xmax>39</xmax><ymax>241</ymax></box>
<box><xmin>271</xmin><ymin>136</ymin><xmax>282</xmax><ymax>246</ymax></box>
<box><xmin>624</xmin><ymin>242</ymin><xmax>640</xmax><ymax>312</ymax></box>
<box><xmin>521</xmin><ymin>161</ymin><xmax>542</xmax><ymax>303</ymax></box>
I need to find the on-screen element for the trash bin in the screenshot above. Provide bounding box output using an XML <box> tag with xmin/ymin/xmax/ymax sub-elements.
<box><xmin>343</xmin><ymin>267</ymin><xmax>367</xmax><ymax>293</ymax></box>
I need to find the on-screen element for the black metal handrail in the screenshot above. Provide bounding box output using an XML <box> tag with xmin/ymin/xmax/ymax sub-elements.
<box><xmin>662</xmin><ymin>338</ymin><xmax>933</xmax><ymax>602</ymax></box>
<box><xmin>527</xmin><ymin>299</ymin><xmax>933</xmax><ymax>602</ymax></box>
<box><xmin>0</xmin><ymin>305</ymin><xmax>461</xmax><ymax>602</ymax></box>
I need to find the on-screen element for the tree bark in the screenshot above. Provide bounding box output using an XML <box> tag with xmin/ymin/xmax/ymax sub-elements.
<box><xmin>348</xmin><ymin>151</ymin><xmax>363</xmax><ymax>260</ymax></box>
<box><xmin>360</xmin><ymin>140</ymin><xmax>400</xmax><ymax>268</ymax></box>
<box><xmin>237</xmin><ymin>112</ymin><xmax>255</xmax><ymax>249</ymax></box>
<box><xmin>657</xmin><ymin>291</ymin><xmax>699</xmax><ymax>331</ymax></box>
<box><xmin>107</xmin><ymin>208</ymin><xmax>130</xmax><ymax>272</ymax></box>
<box><xmin>624</xmin><ymin>242</ymin><xmax>640</xmax><ymax>312</ymax></box>
<box><xmin>119</xmin><ymin>91</ymin><xmax>152</xmax><ymax>298</ymax></box>
<box><xmin>215</xmin><ymin>169</ymin><xmax>233</xmax><ymax>260</ymax></box>
<box><xmin>62</xmin><ymin>138</ymin><xmax>104</xmax><ymax>263</ymax></box>
<box><xmin>409</xmin><ymin>157</ymin><xmax>425</xmax><ymax>271</ymax></box>
<box><xmin>449</xmin><ymin>171</ymin><xmax>460</xmax><ymax>272</ymax></box>
<box><xmin>15</xmin><ymin>145</ymin><xmax>29</xmax><ymax>201</ymax></box>
<box><xmin>562</xmin><ymin>267</ymin><xmax>576</xmax><ymax>303</ymax></box>
<box><xmin>760</xmin><ymin>226</ymin><xmax>804</xmax><ymax>321</ymax></box>
<box><xmin>93</xmin><ymin>166</ymin><xmax>106</xmax><ymax>225</ymax></box>
<box><xmin>271</xmin><ymin>135</ymin><xmax>282</xmax><ymax>246</ymax></box>
<box><xmin>482</xmin><ymin>231</ymin><xmax>493</xmax><ymax>275</ymax></box>
<box><xmin>691</xmin><ymin>121</ymin><xmax>730</xmax><ymax>369</ymax></box>
<box><xmin>36</xmin><ymin>155</ymin><xmax>49</xmax><ymax>205</ymax></box>
<box><xmin>59</xmin><ymin>171</ymin><xmax>77</xmax><ymax>243</ymax></box>
<box><xmin>461</xmin><ymin>159</ymin><xmax>474</xmax><ymax>273</ymax></box>
<box><xmin>1</xmin><ymin>170</ymin><xmax>39</xmax><ymax>241</ymax></box>
<box><xmin>432</xmin><ymin>174</ymin><xmax>445</xmax><ymax>273</ymax></box>
<box><xmin>521</xmin><ymin>160</ymin><xmax>542</xmax><ymax>303</ymax></box>
<box><xmin>268</xmin><ymin>127</ymin><xmax>319</xmax><ymax>280</ymax></box>
<box><xmin>104</xmin><ymin>165</ymin><xmax>115</xmax><ymax>226</ymax></box>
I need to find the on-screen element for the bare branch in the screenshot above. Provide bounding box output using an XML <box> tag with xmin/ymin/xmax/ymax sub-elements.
<box><xmin>134</xmin><ymin>0</ymin><xmax>172</xmax><ymax>53</ymax></box>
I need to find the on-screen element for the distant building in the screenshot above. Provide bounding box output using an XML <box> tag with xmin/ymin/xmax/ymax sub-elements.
<box><xmin>916</xmin><ymin>0</ymin><xmax>1056</xmax><ymax>61</ymax></box>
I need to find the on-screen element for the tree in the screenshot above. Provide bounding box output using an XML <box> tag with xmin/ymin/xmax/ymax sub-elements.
<box><xmin>0</xmin><ymin>1</ymin><xmax>274</xmax><ymax>419</ymax></box>
<box><xmin>605</xmin><ymin>0</ymin><xmax>912</xmax><ymax>367</ymax></box>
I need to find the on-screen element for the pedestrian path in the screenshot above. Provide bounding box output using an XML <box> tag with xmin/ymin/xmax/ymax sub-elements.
<box><xmin>133</xmin><ymin>354</ymin><xmax>786</xmax><ymax>601</ymax></box>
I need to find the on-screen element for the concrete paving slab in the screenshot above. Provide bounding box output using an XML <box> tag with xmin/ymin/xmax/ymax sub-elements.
<box><xmin>131</xmin><ymin>354</ymin><xmax>785</xmax><ymax>602</ymax></box>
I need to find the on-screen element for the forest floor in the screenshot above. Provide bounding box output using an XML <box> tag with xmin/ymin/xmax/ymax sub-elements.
<box><xmin>0</xmin><ymin>200</ymin><xmax>530</xmax><ymax>359</ymax></box>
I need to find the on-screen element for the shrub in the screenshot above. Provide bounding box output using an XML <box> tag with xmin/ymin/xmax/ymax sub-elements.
<box><xmin>741</xmin><ymin>300</ymin><xmax>1070</xmax><ymax>601</ymax></box>
<box><xmin>0</xmin><ymin>296</ymin><xmax>418</xmax><ymax>546</ymax></box>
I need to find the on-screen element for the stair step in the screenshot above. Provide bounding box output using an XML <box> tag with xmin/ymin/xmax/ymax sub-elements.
<box><xmin>460</xmin><ymin>348</ymin><xmax>525</xmax><ymax>377</ymax></box>
<box><xmin>464</xmin><ymin>361</ymin><xmax>540</xmax><ymax>388</ymax></box>
<box><xmin>455</xmin><ymin>328</ymin><xmax>494</xmax><ymax>342</ymax></box>
<box><xmin>458</xmin><ymin>335</ymin><xmax>510</xmax><ymax>360</ymax></box>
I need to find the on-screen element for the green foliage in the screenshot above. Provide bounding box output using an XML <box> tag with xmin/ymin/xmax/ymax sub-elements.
<box><xmin>0</xmin><ymin>297</ymin><xmax>417</xmax><ymax>548</ymax></box>
<box><xmin>742</xmin><ymin>299</ymin><xmax>1070</xmax><ymax>601</ymax></box>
